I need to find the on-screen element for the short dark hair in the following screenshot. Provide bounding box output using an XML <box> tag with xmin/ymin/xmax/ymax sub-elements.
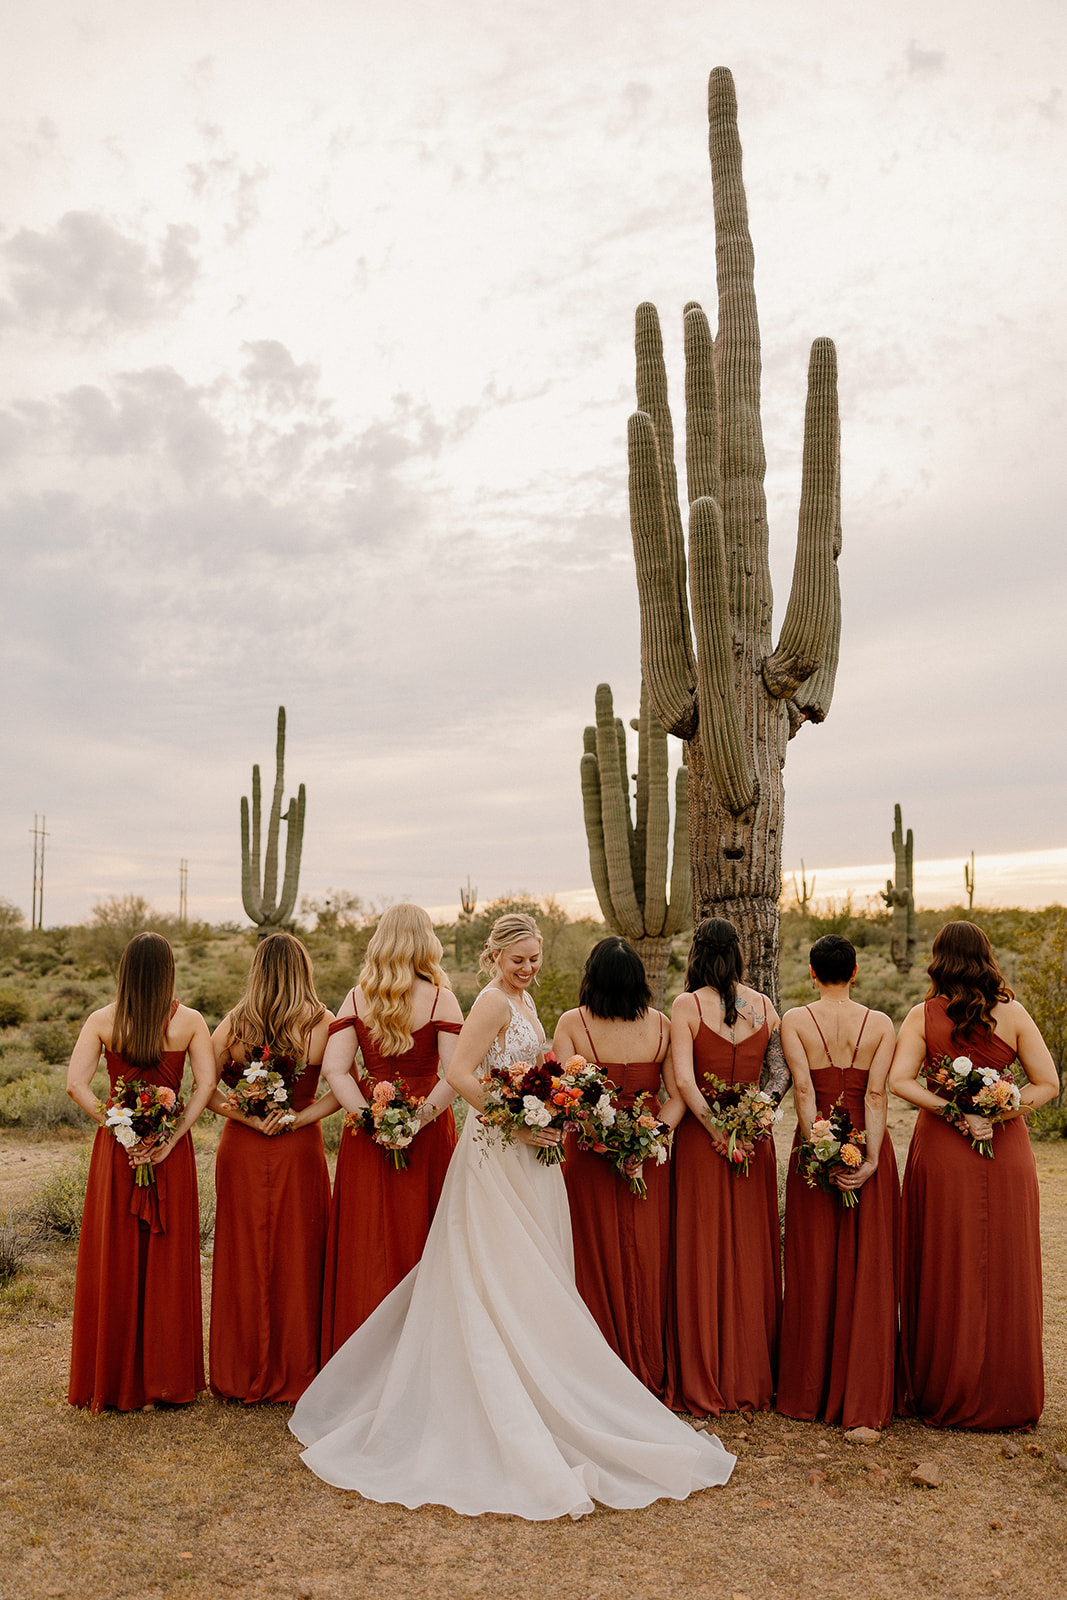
<box><xmin>579</xmin><ymin>937</ymin><xmax>651</xmax><ymax>1022</ymax></box>
<box><xmin>809</xmin><ymin>935</ymin><xmax>857</xmax><ymax>986</ymax></box>
<box><xmin>685</xmin><ymin>918</ymin><xmax>743</xmax><ymax>1025</ymax></box>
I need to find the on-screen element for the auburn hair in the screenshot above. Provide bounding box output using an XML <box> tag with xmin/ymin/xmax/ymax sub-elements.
<box><xmin>112</xmin><ymin>932</ymin><xmax>175</xmax><ymax>1074</ymax></box>
<box><xmin>229</xmin><ymin>931</ymin><xmax>326</xmax><ymax>1062</ymax></box>
<box><xmin>359</xmin><ymin>905</ymin><xmax>450</xmax><ymax>1056</ymax></box>
<box><xmin>926</xmin><ymin>920</ymin><xmax>1013</xmax><ymax>1041</ymax></box>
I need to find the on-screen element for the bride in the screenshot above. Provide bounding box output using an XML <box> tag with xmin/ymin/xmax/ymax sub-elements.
<box><xmin>290</xmin><ymin>912</ymin><xmax>735</xmax><ymax>1520</ymax></box>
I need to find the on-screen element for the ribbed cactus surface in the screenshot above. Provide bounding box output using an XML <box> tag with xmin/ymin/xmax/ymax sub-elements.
<box><xmin>626</xmin><ymin>67</ymin><xmax>842</xmax><ymax>1002</ymax></box>
<box><xmin>882</xmin><ymin>803</ymin><xmax>916</xmax><ymax>974</ymax></box>
<box><xmin>240</xmin><ymin>706</ymin><xmax>306</xmax><ymax>938</ymax></box>
<box><xmin>581</xmin><ymin>682</ymin><xmax>689</xmax><ymax>1008</ymax></box>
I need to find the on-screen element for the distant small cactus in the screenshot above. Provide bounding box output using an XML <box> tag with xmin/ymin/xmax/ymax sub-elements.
<box><xmin>964</xmin><ymin>851</ymin><xmax>975</xmax><ymax>911</ymax></box>
<box><xmin>881</xmin><ymin>804</ymin><xmax>916</xmax><ymax>973</ymax></box>
<box><xmin>792</xmin><ymin>861</ymin><xmax>816</xmax><ymax>915</ymax></box>
<box><xmin>240</xmin><ymin>707</ymin><xmax>306</xmax><ymax>939</ymax></box>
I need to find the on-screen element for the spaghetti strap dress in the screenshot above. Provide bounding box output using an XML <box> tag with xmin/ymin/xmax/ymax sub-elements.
<box><xmin>776</xmin><ymin>1009</ymin><xmax>900</xmax><ymax>1429</ymax></box>
<box><xmin>563</xmin><ymin>1012</ymin><xmax>670</xmax><ymax>1397</ymax></box>
<box><xmin>899</xmin><ymin>997</ymin><xmax>1043</xmax><ymax>1429</ymax></box>
<box><xmin>320</xmin><ymin>990</ymin><xmax>460</xmax><ymax>1361</ymax></box>
<box><xmin>210</xmin><ymin>1055</ymin><xmax>331</xmax><ymax>1403</ymax></box>
<box><xmin>666</xmin><ymin>997</ymin><xmax>781</xmax><ymax>1416</ymax></box>
<box><xmin>69</xmin><ymin>1048</ymin><xmax>205</xmax><ymax>1412</ymax></box>
<box><xmin>291</xmin><ymin>993</ymin><xmax>735</xmax><ymax>1520</ymax></box>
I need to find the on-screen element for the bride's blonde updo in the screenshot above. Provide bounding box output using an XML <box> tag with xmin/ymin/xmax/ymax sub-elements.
<box><xmin>478</xmin><ymin>913</ymin><xmax>543</xmax><ymax>981</ymax></box>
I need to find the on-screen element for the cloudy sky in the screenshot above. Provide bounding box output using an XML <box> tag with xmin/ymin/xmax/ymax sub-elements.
<box><xmin>2</xmin><ymin>0</ymin><xmax>1064</xmax><ymax>927</ymax></box>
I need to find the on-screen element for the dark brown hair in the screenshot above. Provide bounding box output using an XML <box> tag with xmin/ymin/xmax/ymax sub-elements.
<box><xmin>112</xmin><ymin>931</ymin><xmax>176</xmax><ymax>1073</ymax></box>
<box><xmin>685</xmin><ymin>918</ymin><xmax>743</xmax><ymax>1026</ymax></box>
<box><xmin>579</xmin><ymin>937</ymin><xmax>651</xmax><ymax>1022</ymax></box>
<box><xmin>926</xmin><ymin>920</ymin><xmax>1013</xmax><ymax>1041</ymax></box>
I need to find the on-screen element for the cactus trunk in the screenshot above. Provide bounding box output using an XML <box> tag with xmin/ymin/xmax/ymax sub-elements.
<box><xmin>240</xmin><ymin>707</ymin><xmax>306</xmax><ymax>938</ymax></box>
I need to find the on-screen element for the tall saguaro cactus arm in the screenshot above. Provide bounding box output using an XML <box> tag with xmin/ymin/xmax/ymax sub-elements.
<box><xmin>239</xmin><ymin>706</ymin><xmax>306</xmax><ymax>937</ymax></box>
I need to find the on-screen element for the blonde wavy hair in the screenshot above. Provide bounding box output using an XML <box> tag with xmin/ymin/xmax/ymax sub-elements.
<box><xmin>229</xmin><ymin>932</ymin><xmax>326</xmax><ymax>1062</ymax></box>
<box><xmin>478</xmin><ymin>913</ymin><xmax>543</xmax><ymax>981</ymax></box>
<box><xmin>359</xmin><ymin>904</ymin><xmax>451</xmax><ymax>1056</ymax></box>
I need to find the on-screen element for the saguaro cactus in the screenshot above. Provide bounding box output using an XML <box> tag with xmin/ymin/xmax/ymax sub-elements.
<box><xmin>240</xmin><ymin>707</ymin><xmax>306</xmax><ymax>939</ymax></box>
<box><xmin>581</xmin><ymin>681</ymin><xmax>690</xmax><ymax>1007</ymax></box>
<box><xmin>627</xmin><ymin>67</ymin><xmax>842</xmax><ymax>1002</ymax></box>
<box><xmin>881</xmin><ymin>803</ymin><xmax>916</xmax><ymax>974</ymax></box>
<box><xmin>964</xmin><ymin>851</ymin><xmax>975</xmax><ymax>911</ymax></box>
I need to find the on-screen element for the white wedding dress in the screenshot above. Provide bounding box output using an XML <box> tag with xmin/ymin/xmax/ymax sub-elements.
<box><xmin>290</xmin><ymin>995</ymin><xmax>735</xmax><ymax>1519</ymax></box>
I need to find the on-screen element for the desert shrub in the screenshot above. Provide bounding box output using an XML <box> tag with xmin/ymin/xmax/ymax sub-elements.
<box><xmin>320</xmin><ymin>1109</ymin><xmax>344</xmax><ymax>1154</ymax></box>
<box><xmin>1029</xmin><ymin>1104</ymin><xmax>1067</xmax><ymax>1140</ymax></box>
<box><xmin>0</xmin><ymin>986</ymin><xmax>31</xmax><ymax>1028</ymax></box>
<box><xmin>194</xmin><ymin>1149</ymin><xmax>217</xmax><ymax>1250</ymax></box>
<box><xmin>0</xmin><ymin>1211</ymin><xmax>32</xmax><ymax>1285</ymax></box>
<box><xmin>807</xmin><ymin>896</ymin><xmax>854</xmax><ymax>940</ymax></box>
<box><xmin>72</xmin><ymin>896</ymin><xmax>176</xmax><ymax>976</ymax></box>
<box><xmin>1017</xmin><ymin>908</ymin><xmax>1067</xmax><ymax>1103</ymax></box>
<box><xmin>0</xmin><ymin>1071</ymin><xmax>84</xmax><ymax>1131</ymax></box>
<box><xmin>0</xmin><ymin>1046</ymin><xmax>45</xmax><ymax>1086</ymax></box>
<box><xmin>0</xmin><ymin>899</ymin><xmax>24</xmax><ymax>958</ymax></box>
<box><xmin>28</xmin><ymin>1020</ymin><xmax>75</xmax><ymax>1065</ymax></box>
<box><xmin>29</xmin><ymin>1151</ymin><xmax>91</xmax><ymax>1239</ymax></box>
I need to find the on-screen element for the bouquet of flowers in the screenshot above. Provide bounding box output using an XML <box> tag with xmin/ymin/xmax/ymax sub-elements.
<box><xmin>346</xmin><ymin>1077</ymin><xmax>426</xmax><ymax>1169</ymax></box>
<box><xmin>478</xmin><ymin>1051</ymin><xmax>614</xmax><ymax>1166</ymax></box>
<box><xmin>928</xmin><ymin>1053</ymin><xmax>1022</xmax><ymax>1158</ymax></box>
<box><xmin>796</xmin><ymin>1101</ymin><xmax>867</xmax><ymax>1208</ymax></box>
<box><xmin>702</xmin><ymin>1074</ymin><xmax>781</xmax><ymax>1177</ymax></box>
<box><xmin>229</xmin><ymin>1045</ymin><xmax>297</xmax><ymax>1125</ymax></box>
<box><xmin>596</xmin><ymin>1090</ymin><xmax>672</xmax><ymax>1198</ymax></box>
<box><xmin>102</xmin><ymin>1078</ymin><xmax>185</xmax><ymax>1187</ymax></box>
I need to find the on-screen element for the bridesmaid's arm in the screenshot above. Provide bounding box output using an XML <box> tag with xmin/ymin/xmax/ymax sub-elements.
<box><xmin>549</xmin><ymin>1012</ymin><xmax>582</xmax><ymax>1063</ymax></box>
<box><xmin>284</xmin><ymin>1011</ymin><xmax>342</xmax><ymax>1133</ymax></box>
<box><xmin>149</xmin><ymin>1009</ymin><xmax>217</xmax><ymax>1164</ymax></box>
<box><xmin>658</xmin><ymin>1046</ymin><xmax>687</xmax><ymax>1132</ymax></box>
<box><xmin>209</xmin><ymin>1015</ymin><xmax>290</xmax><ymax>1136</ymax></box>
<box><xmin>415</xmin><ymin>991</ymin><xmax>464</xmax><ymax>1128</ymax></box>
<box><xmin>669</xmin><ymin>994</ymin><xmax>729</xmax><ymax>1155</ymax></box>
<box><xmin>1002</xmin><ymin>1002</ymin><xmax>1058</xmax><ymax>1116</ymax></box>
<box><xmin>65</xmin><ymin>1009</ymin><xmax>111</xmax><ymax>1124</ymax></box>
<box><xmin>759</xmin><ymin>1011</ymin><xmax>791</xmax><ymax>1106</ymax></box>
<box><xmin>835</xmin><ymin>1015</ymin><xmax>895</xmax><ymax>1194</ymax></box>
<box><xmin>780</xmin><ymin>1011</ymin><xmax>817</xmax><ymax>1142</ymax></box>
<box><xmin>886</xmin><ymin>1005</ymin><xmax>997</xmax><ymax>1142</ymax></box>
<box><xmin>319</xmin><ymin>990</ymin><xmax>371</xmax><ymax>1117</ymax></box>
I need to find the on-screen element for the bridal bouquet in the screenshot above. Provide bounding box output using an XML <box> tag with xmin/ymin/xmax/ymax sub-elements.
<box><xmin>596</xmin><ymin>1091</ymin><xmax>671</xmax><ymax>1198</ymax></box>
<box><xmin>346</xmin><ymin>1077</ymin><xmax>425</xmax><ymax>1169</ymax></box>
<box><xmin>479</xmin><ymin>1051</ymin><xmax>614</xmax><ymax>1166</ymax></box>
<box><xmin>702</xmin><ymin>1074</ymin><xmax>781</xmax><ymax>1177</ymax></box>
<box><xmin>796</xmin><ymin>1101</ymin><xmax>867</xmax><ymax>1208</ymax></box>
<box><xmin>102</xmin><ymin>1079</ymin><xmax>185</xmax><ymax>1187</ymax></box>
<box><xmin>928</xmin><ymin>1053</ymin><xmax>1022</xmax><ymax>1158</ymax></box>
<box><xmin>229</xmin><ymin>1045</ymin><xmax>298</xmax><ymax>1125</ymax></box>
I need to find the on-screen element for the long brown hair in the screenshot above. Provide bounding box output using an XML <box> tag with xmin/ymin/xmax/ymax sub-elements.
<box><xmin>685</xmin><ymin>918</ymin><xmax>744</xmax><ymax>1025</ymax></box>
<box><xmin>229</xmin><ymin>931</ymin><xmax>326</xmax><ymax>1061</ymax></box>
<box><xmin>926</xmin><ymin>920</ymin><xmax>1013</xmax><ymax>1040</ymax></box>
<box><xmin>360</xmin><ymin>905</ymin><xmax>450</xmax><ymax>1056</ymax></box>
<box><xmin>112</xmin><ymin>932</ymin><xmax>176</xmax><ymax>1073</ymax></box>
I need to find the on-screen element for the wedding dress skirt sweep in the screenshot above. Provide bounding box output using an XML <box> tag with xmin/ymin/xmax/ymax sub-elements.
<box><xmin>291</xmin><ymin>999</ymin><xmax>735</xmax><ymax>1520</ymax></box>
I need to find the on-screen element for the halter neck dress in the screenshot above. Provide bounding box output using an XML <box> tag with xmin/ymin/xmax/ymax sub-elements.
<box><xmin>291</xmin><ymin>990</ymin><xmax>735</xmax><ymax>1519</ymax></box>
<box><xmin>563</xmin><ymin>1010</ymin><xmax>671</xmax><ymax>1397</ymax></box>
<box><xmin>899</xmin><ymin>997</ymin><xmax>1043</xmax><ymax>1429</ymax></box>
<box><xmin>69</xmin><ymin>1047</ymin><xmax>204</xmax><ymax>1412</ymax></box>
<box><xmin>666</xmin><ymin>993</ymin><xmax>781</xmax><ymax>1417</ymax></box>
<box><xmin>776</xmin><ymin>1007</ymin><xmax>900</xmax><ymax>1430</ymax></box>
<box><xmin>320</xmin><ymin>989</ymin><xmax>460</xmax><ymax>1360</ymax></box>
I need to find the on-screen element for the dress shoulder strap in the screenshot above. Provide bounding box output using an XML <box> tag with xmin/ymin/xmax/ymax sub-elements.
<box><xmin>577</xmin><ymin>1008</ymin><xmax>600</xmax><ymax>1064</ymax></box>
<box><xmin>693</xmin><ymin>993</ymin><xmax>705</xmax><ymax>1025</ymax></box>
<box><xmin>805</xmin><ymin>1004</ymin><xmax>835</xmax><ymax>1069</ymax></box>
<box><xmin>429</xmin><ymin>987</ymin><xmax>440</xmax><ymax>1022</ymax></box>
<box><xmin>655</xmin><ymin>1012</ymin><xmax>666</xmax><ymax>1062</ymax></box>
<box><xmin>849</xmin><ymin>1007</ymin><xmax>872</xmax><ymax>1069</ymax></box>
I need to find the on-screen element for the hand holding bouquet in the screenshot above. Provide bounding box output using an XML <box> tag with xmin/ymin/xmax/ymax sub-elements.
<box><xmin>796</xmin><ymin>1101</ymin><xmax>867</xmax><ymax>1208</ymax></box>
<box><xmin>928</xmin><ymin>1054</ymin><xmax>1022</xmax><ymax>1158</ymax></box>
<box><xmin>596</xmin><ymin>1091</ymin><xmax>672</xmax><ymax>1198</ymax></box>
<box><xmin>228</xmin><ymin>1046</ymin><xmax>297</xmax><ymax>1128</ymax></box>
<box><xmin>346</xmin><ymin>1077</ymin><xmax>425</xmax><ymax>1169</ymax></box>
<box><xmin>478</xmin><ymin>1052</ymin><xmax>614</xmax><ymax>1166</ymax></box>
<box><xmin>702</xmin><ymin>1075</ymin><xmax>781</xmax><ymax>1176</ymax></box>
<box><xmin>102</xmin><ymin>1078</ymin><xmax>185</xmax><ymax>1187</ymax></box>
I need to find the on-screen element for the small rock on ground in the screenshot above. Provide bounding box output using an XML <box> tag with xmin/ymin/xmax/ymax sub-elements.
<box><xmin>911</xmin><ymin>1460</ymin><xmax>943</xmax><ymax>1488</ymax></box>
<box><xmin>844</xmin><ymin>1426</ymin><xmax>881</xmax><ymax>1445</ymax></box>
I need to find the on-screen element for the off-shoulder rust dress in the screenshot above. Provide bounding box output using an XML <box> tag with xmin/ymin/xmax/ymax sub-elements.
<box><xmin>69</xmin><ymin>1048</ymin><xmax>205</xmax><ymax>1411</ymax></box>
<box><xmin>665</xmin><ymin>998</ymin><xmax>781</xmax><ymax>1416</ymax></box>
<box><xmin>210</xmin><ymin>1055</ymin><xmax>331</xmax><ymax>1403</ymax></box>
<box><xmin>563</xmin><ymin>1013</ymin><xmax>670</xmax><ymax>1398</ymax></box>
<box><xmin>320</xmin><ymin>992</ymin><xmax>460</xmax><ymax>1360</ymax></box>
<box><xmin>899</xmin><ymin>997</ymin><xmax>1043</xmax><ymax>1429</ymax></box>
<box><xmin>776</xmin><ymin>1009</ymin><xmax>900</xmax><ymax>1429</ymax></box>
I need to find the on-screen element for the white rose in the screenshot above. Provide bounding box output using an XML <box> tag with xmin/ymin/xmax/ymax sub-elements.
<box><xmin>522</xmin><ymin>1095</ymin><xmax>552</xmax><ymax>1128</ymax></box>
<box><xmin>654</xmin><ymin>1146</ymin><xmax>668</xmax><ymax>1165</ymax></box>
<box><xmin>595</xmin><ymin>1094</ymin><xmax>616</xmax><ymax>1126</ymax></box>
<box><xmin>272</xmin><ymin>1088</ymin><xmax>288</xmax><ymax>1102</ymax></box>
<box><xmin>952</xmin><ymin>1056</ymin><xmax>973</xmax><ymax>1077</ymax></box>
<box><xmin>113</xmin><ymin>1125</ymin><xmax>137</xmax><ymax>1148</ymax></box>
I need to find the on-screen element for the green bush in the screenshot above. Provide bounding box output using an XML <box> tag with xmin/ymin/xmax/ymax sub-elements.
<box><xmin>28</xmin><ymin>1020</ymin><xmax>75</xmax><ymax>1065</ymax></box>
<box><xmin>1029</xmin><ymin>1104</ymin><xmax>1067</xmax><ymax>1140</ymax></box>
<box><xmin>0</xmin><ymin>1071</ymin><xmax>84</xmax><ymax>1131</ymax></box>
<box><xmin>0</xmin><ymin>1211</ymin><xmax>32</xmax><ymax>1285</ymax></box>
<box><xmin>0</xmin><ymin>1046</ymin><xmax>45</xmax><ymax>1086</ymax></box>
<box><xmin>0</xmin><ymin>986</ymin><xmax>31</xmax><ymax>1028</ymax></box>
<box><xmin>29</xmin><ymin>1151</ymin><xmax>91</xmax><ymax>1239</ymax></box>
<box><xmin>195</xmin><ymin>1148</ymin><xmax>217</xmax><ymax>1250</ymax></box>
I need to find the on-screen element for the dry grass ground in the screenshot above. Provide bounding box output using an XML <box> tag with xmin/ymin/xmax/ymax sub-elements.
<box><xmin>2</xmin><ymin>1125</ymin><xmax>1066</xmax><ymax>1600</ymax></box>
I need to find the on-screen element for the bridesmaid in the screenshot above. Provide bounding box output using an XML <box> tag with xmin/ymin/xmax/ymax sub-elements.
<box><xmin>209</xmin><ymin>931</ymin><xmax>334</xmax><ymax>1404</ymax></box>
<box><xmin>319</xmin><ymin>904</ymin><xmax>463</xmax><ymax>1359</ymax></box>
<box><xmin>67</xmin><ymin>932</ymin><xmax>215</xmax><ymax>1411</ymax></box>
<box><xmin>776</xmin><ymin>935</ymin><xmax>899</xmax><ymax>1430</ymax></box>
<box><xmin>666</xmin><ymin>917</ymin><xmax>789</xmax><ymax>1416</ymax></box>
<box><xmin>889</xmin><ymin>920</ymin><xmax>1057</xmax><ymax>1430</ymax></box>
<box><xmin>553</xmin><ymin>936</ymin><xmax>685</xmax><ymax>1398</ymax></box>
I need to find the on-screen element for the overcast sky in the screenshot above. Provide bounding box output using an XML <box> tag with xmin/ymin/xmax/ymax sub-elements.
<box><xmin>2</xmin><ymin>0</ymin><xmax>1064</xmax><ymax>926</ymax></box>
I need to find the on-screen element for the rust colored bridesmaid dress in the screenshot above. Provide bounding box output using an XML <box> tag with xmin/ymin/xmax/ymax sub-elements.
<box><xmin>320</xmin><ymin>994</ymin><xmax>460</xmax><ymax>1361</ymax></box>
<box><xmin>776</xmin><ymin>1010</ymin><xmax>900</xmax><ymax>1429</ymax></box>
<box><xmin>69</xmin><ymin>1049</ymin><xmax>205</xmax><ymax>1412</ymax></box>
<box><xmin>563</xmin><ymin>1014</ymin><xmax>670</xmax><ymax>1398</ymax></box>
<box><xmin>665</xmin><ymin>998</ymin><xmax>781</xmax><ymax>1416</ymax></box>
<box><xmin>210</xmin><ymin>1055</ymin><xmax>331</xmax><ymax>1404</ymax></box>
<box><xmin>899</xmin><ymin>998</ymin><xmax>1043</xmax><ymax>1430</ymax></box>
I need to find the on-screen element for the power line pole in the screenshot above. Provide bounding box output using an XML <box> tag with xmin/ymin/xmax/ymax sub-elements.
<box><xmin>179</xmin><ymin>859</ymin><xmax>188</xmax><ymax>926</ymax></box>
<box><xmin>29</xmin><ymin>814</ymin><xmax>49</xmax><ymax>930</ymax></box>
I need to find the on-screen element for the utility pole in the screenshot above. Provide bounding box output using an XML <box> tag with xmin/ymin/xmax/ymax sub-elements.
<box><xmin>29</xmin><ymin>814</ymin><xmax>49</xmax><ymax>930</ymax></box>
<box><xmin>179</xmin><ymin>859</ymin><xmax>188</xmax><ymax>926</ymax></box>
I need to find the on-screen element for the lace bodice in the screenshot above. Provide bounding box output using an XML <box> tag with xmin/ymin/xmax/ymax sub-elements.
<box><xmin>480</xmin><ymin>993</ymin><xmax>544</xmax><ymax>1078</ymax></box>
